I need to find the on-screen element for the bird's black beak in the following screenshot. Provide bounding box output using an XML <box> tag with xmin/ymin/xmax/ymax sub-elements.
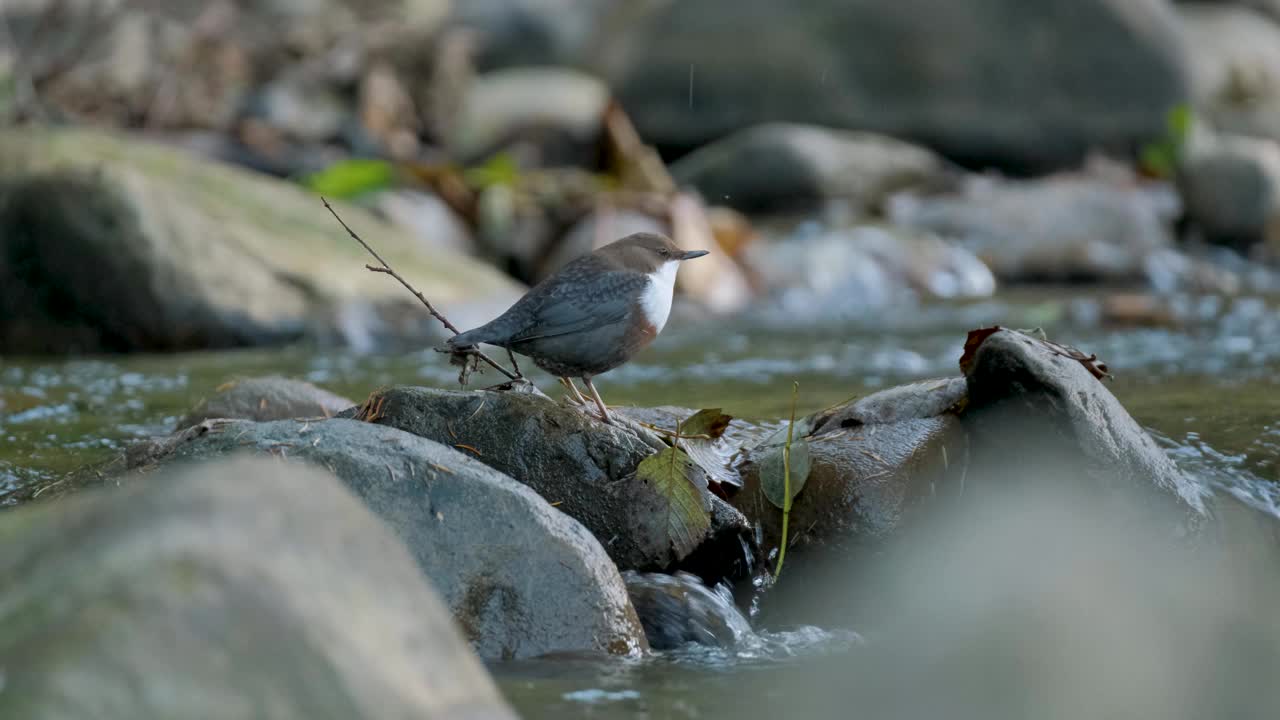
<box><xmin>679</xmin><ymin>249</ymin><xmax>710</xmax><ymax>261</ymax></box>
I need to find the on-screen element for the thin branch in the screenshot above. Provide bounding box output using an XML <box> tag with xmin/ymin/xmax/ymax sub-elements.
<box><xmin>321</xmin><ymin>197</ymin><xmax>519</xmax><ymax>381</ymax></box>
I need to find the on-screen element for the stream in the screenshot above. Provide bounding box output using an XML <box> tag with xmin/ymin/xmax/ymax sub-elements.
<box><xmin>2</xmin><ymin>288</ymin><xmax>1278</xmax><ymax>717</ymax></box>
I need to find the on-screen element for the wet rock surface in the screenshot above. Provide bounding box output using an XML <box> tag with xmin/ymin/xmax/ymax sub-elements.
<box><xmin>960</xmin><ymin>328</ymin><xmax>1208</xmax><ymax>521</ymax></box>
<box><xmin>623</xmin><ymin>570</ymin><xmax>753</xmax><ymax>650</ymax></box>
<box><xmin>0</xmin><ymin>455</ymin><xmax>517</xmax><ymax>720</ymax></box>
<box><xmin>732</xmin><ymin>378</ymin><xmax>969</xmax><ymax>558</ymax></box>
<box><xmin>354</xmin><ymin>385</ymin><xmax>758</xmax><ymax>576</ymax></box>
<box><xmin>133</xmin><ymin>417</ymin><xmax>648</xmax><ymax>661</ymax></box>
<box><xmin>0</xmin><ymin>128</ymin><xmax>524</xmax><ymax>354</ymax></box>
<box><xmin>176</xmin><ymin>375</ymin><xmax>354</xmax><ymax>429</ymax></box>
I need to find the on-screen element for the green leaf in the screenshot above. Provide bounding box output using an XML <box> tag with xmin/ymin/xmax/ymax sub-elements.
<box><xmin>634</xmin><ymin>446</ymin><xmax>712</xmax><ymax>561</ymax></box>
<box><xmin>680</xmin><ymin>408</ymin><xmax>732</xmax><ymax>439</ymax></box>
<box><xmin>301</xmin><ymin>159</ymin><xmax>395</xmax><ymax>199</ymax></box>
<box><xmin>463</xmin><ymin>152</ymin><xmax>521</xmax><ymax>189</ymax></box>
<box><xmin>759</xmin><ymin>436</ymin><xmax>811</xmax><ymax>510</ymax></box>
<box><xmin>1166</xmin><ymin>103</ymin><xmax>1195</xmax><ymax>144</ymax></box>
<box><xmin>1139</xmin><ymin>143</ymin><xmax>1176</xmax><ymax>179</ymax></box>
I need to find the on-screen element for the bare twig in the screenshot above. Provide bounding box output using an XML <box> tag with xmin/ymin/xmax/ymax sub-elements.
<box><xmin>321</xmin><ymin>197</ymin><xmax>519</xmax><ymax>381</ymax></box>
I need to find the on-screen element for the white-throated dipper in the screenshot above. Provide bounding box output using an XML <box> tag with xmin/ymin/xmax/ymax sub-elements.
<box><xmin>447</xmin><ymin>232</ymin><xmax>709</xmax><ymax>424</ymax></box>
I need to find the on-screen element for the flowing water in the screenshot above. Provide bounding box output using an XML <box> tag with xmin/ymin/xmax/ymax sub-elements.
<box><xmin>2</xmin><ymin>289</ymin><xmax>1279</xmax><ymax>717</ymax></box>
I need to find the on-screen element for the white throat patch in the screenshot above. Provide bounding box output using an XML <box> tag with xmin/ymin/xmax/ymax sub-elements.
<box><xmin>639</xmin><ymin>260</ymin><xmax>680</xmax><ymax>333</ymax></box>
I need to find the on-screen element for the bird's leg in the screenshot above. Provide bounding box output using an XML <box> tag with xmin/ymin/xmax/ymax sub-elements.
<box><xmin>506</xmin><ymin>348</ymin><xmax>523</xmax><ymax>378</ymax></box>
<box><xmin>582</xmin><ymin>376</ymin><xmax>612</xmax><ymax>425</ymax></box>
<box><xmin>559</xmin><ymin>377</ymin><xmax>587</xmax><ymax>405</ymax></box>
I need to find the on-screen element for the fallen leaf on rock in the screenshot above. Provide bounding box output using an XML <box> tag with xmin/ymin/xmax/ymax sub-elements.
<box><xmin>633</xmin><ymin>446</ymin><xmax>713</xmax><ymax>564</ymax></box>
<box><xmin>676</xmin><ymin>409</ymin><xmax>742</xmax><ymax>495</ymax></box>
<box><xmin>959</xmin><ymin>325</ymin><xmax>1003</xmax><ymax>376</ymax></box>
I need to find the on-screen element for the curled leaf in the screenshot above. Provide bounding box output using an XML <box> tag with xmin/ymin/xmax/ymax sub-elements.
<box><xmin>677</xmin><ymin>408</ymin><xmax>742</xmax><ymax>493</ymax></box>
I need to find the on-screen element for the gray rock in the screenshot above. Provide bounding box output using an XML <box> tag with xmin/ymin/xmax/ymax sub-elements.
<box><xmin>140</xmin><ymin>418</ymin><xmax>648</xmax><ymax>661</ymax></box>
<box><xmin>671</xmin><ymin>124</ymin><xmax>945</xmax><ymax>215</ymax></box>
<box><xmin>0</xmin><ymin>128</ymin><xmax>524</xmax><ymax>353</ymax></box>
<box><xmin>1177</xmin><ymin>134</ymin><xmax>1280</xmax><ymax>253</ymax></box>
<box><xmin>887</xmin><ymin>172</ymin><xmax>1175</xmax><ymax>283</ymax></box>
<box><xmin>747</xmin><ymin>224</ymin><xmax>995</xmax><ymax>320</ymax></box>
<box><xmin>177</xmin><ymin>376</ymin><xmax>354</xmax><ymax>429</ymax></box>
<box><xmin>356</xmin><ymin>385</ymin><xmax>758</xmax><ymax>576</ymax></box>
<box><xmin>960</xmin><ymin>328</ymin><xmax>1208</xmax><ymax>521</ymax></box>
<box><xmin>448</xmin><ymin>67</ymin><xmax>610</xmax><ymax>165</ymax></box>
<box><xmin>0</xmin><ymin>456</ymin><xmax>517</xmax><ymax>720</ymax></box>
<box><xmin>253</xmin><ymin>68</ymin><xmax>348</xmax><ymax>143</ymax></box>
<box><xmin>596</xmin><ymin>0</ymin><xmax>1191</xmax><ymax>171</ymax></box>
<box><xmin>733</xmin><ymin>378</ymin><xmax>969</xmax><ymax>558</ymax></box>
<box><xmin>1177</xmin><ymin>4</ymin><xmax>1280</xmax><ymax>145</ymax></box>
<box><xmin>449</xmin><ymin>0</ymin><xmax>618</xmax><ymax>68</ymax></box>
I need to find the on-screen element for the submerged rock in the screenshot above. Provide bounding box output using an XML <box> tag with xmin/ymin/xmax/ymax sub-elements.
<box><xmin>0</xmin><ymin>456</ymin><xmax>517</xmax><ymax>720</ymax></box>
<box><xmin>176</xmin><ymin>375</ymin><xmax>354</xmax><ymax>429</ymax></box>
<box><xmin>0</xmin><ymin>128</ymin><xmax>523</xmax><ymax>354</ymax></box>
<box><xmin>671</xmin><ymin>124</ymin><xmax>945</xmax><ymax>215</ymax></box>
<box><xmin>133</xmin><ymin>418</ymin><xmax>648</xmax><ymax>661</ymax></box>
<box><xmin>353</xmin><ymin>385</ymin><xmax>759</xmax><ymax>579</ymax></box>
<box><xmin>623</xmin><ymin>570</ymin><xmax>754</xmax><ymax>650</ymax></box>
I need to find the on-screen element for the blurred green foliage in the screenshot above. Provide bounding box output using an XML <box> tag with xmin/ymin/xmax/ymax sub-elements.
<box><xmin>463</xmin><ymin>153</ymin><xmax>521</xmax><ymax>189</ymax></box>
<box><xmin>1138</xmin><ymin>104</ymin><xmax>1195</xmax><ymax>179</ymax></box>
<box><xmin>300</xmin><ymin>158</ymin><xmax>395</xmax><ymax>199</ymax></box>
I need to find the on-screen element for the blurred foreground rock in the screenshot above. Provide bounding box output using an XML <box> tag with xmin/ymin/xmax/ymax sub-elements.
<box><xmin>176</xmin><ymin>375</ymin><xmax>354</xmax><ymax>429</ymax></box>
<box><xmin>0</xmin><ymin>455</ymin><xmax>517</xmax><ymax>720</ymax></box>
<box><xmin>129</xmin><ymin>417</ymin><xmax>648</xmax><ymax>660</ymax></box>
<box><xmin>0</xmin><ymin>128</ymin><xmax>524</xmax><ymax>353</ymax></box>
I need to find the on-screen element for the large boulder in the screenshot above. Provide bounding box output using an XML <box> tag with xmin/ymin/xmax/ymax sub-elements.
<box><xmin>732</xmin><ymin>378</ymin><xmax>970</xmax><ymax>559</ymax></box>
<box><xmin>0</xmin><ymin>456</ymin><xmax>517</xmax><ymax>720</ymax></box>
<box><xmin>671</xmin><ymin>124</ymin><xmax>945</xmax><ymax>215</ymax></box>
<box><xmin>595</xmin><ymin>0</ymin><xmax>1191</xmax><ymax>171</ymax></box>
<box><xmin>176</xmin><ymin>376</ymin><xmax>355</xmax><ymax>429</ymax></box>
<box><xmin>0</xmin><ymin>128</ymin><xmax>523</xmax><ymax>353</ymax></box>
<box><xmin>132</xmin><ymin>417</ymin><xmax>648</xmax><ymax>660</ymax></box>
<box><xmin>351</xmin><ymin>385</ymin><xmax>759</xmax><ymax>579</ymax></box>
<box><xmin>960</xmin><ymin>328</ymin><xmax>1208</xmax><ymax>523</ymax></box>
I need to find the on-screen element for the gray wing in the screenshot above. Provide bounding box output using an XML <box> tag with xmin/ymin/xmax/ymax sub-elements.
<box><xmin>507</xmin><ymin>270</ymin><xmax>645</xmax><ymax>343</ymax></box>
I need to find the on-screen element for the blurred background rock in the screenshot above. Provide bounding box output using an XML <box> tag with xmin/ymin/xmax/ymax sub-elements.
<box><xmin>4</xmin><ymin>0</ymin><xmax>1280</xmax><ymax>354</ymax></box>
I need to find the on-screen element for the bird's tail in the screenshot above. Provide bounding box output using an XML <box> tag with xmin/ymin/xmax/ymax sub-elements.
<box><xmin>446</xmin><ymin>326</ymin><xmax>493</xmax><ymax>350</ymax></box>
